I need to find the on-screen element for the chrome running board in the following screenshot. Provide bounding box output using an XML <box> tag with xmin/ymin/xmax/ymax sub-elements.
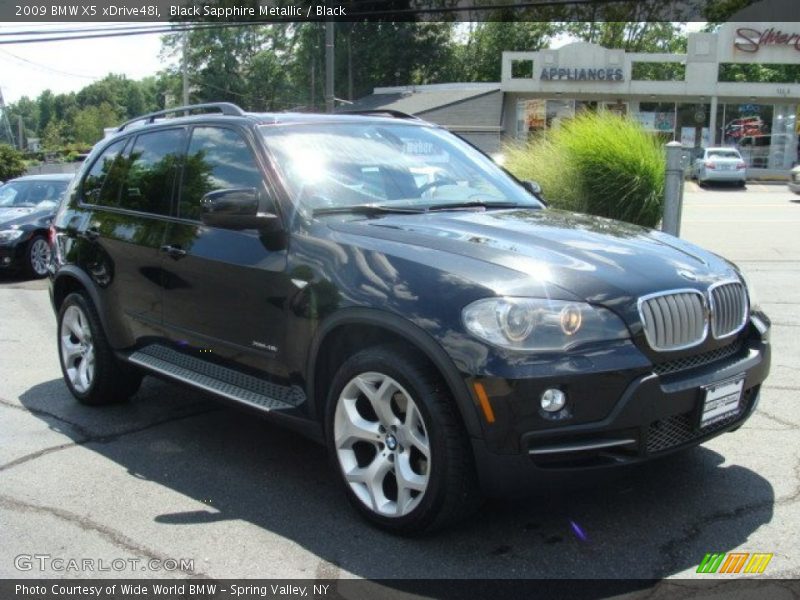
<box><xmin>128</xmin><ymin>344</ymin><xmax>304</xmax><ymax>412</ymax></box>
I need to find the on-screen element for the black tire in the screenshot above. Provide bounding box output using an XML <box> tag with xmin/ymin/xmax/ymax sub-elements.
<box><xmin>24</xmin><ymin>234</ymin><xmax>51</xmax><ymax>279</ymax></box>
<box><xmin>57</xmin><ymin>291</ymin><xmax>142</xmax><ymax>405</ymax></box>
<box><xmin>325</xmin><ymin>344</ymin><xmax>480</xmax><ymax>534</ymax></box>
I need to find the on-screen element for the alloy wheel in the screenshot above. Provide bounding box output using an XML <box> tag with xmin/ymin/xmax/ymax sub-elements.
<box><xmin>60</xmin><ymin>305</ymin><xmax>95</xmax><ymax>394</ymax></box>
<box><xmin>334</xmin><ymin>372</ymin><xmax>431</xmax><ymax>517</ymax></box>
<box><xmin>29</xmin><ymin>238</ymin><xmax>51</xmax><ymax>276</ymax></box>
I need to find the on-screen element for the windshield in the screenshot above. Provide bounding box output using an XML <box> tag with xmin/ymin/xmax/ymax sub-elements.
<box><xmin>259</xmin><ymin>122</ymin><xmax>540</xmax><ymax>216</ymax></box>
<box><xmin>0</xmin><ymin>180</ymin><xmax>68</xmax><ymax>208</ymax></box>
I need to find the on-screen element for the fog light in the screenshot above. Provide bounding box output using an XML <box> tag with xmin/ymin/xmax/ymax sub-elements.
<box><xmin>1</xmin><ymin>257</ymin><xmax>10</xmax><ymax>265</ymax></box>
<box><xmin>541</xmin><ymin>388</ymin><xmax>566</xmax><ymax>412</ymax></box>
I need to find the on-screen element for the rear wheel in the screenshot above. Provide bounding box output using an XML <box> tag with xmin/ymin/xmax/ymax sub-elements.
<box><xmin>326</xmin><ymin>344</ymin><xmax>480</xmax><ymax>534</ymax></box>
<box><xmin>25</xmin><ymin>235</ymin><xmax>50</xmax><ymax>279</ymax></box>
<box><xmin>58</xmin><ymin>292</ymin><xmax>142</xmax><ymax>405</ymax></box>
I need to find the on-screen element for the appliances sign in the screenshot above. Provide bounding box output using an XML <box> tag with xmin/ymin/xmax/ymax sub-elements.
<box><xmin>540</xmin><ymin>67</ymin><xmax>624</xmax><ymax>81</ymax></box>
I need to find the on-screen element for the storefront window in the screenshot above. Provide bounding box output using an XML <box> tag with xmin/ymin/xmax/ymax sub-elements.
<box><xmin>635</xmin><ymin>102</ymin><xmax>677</xmax><ymax>138</ymax></box>
<box><xmin>676</xmin><ymin>103</ymin><xmax>710</xmax><ymax>150</ymax></box>
<box><xmin>515</xmin><ymin>99</ymin><xmax>576</xmax><ymax>139</ymax></box>
<box><xmin>717</xmin><ymin>103</ymin><xmax>799</xmax><ymax>169</ymax></box>
<box><xmin>546</xmin><ymin>99</ymin><xmax>575</xmax><ymax>129</ymax></box>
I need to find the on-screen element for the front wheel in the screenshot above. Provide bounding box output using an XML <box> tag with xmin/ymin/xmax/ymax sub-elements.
<box><xmin>25</xmin><ymin>235</ymin><xmax>51</xmax><ymax>278</ymax></box>
<box><xmin>326</xmin><ymin>345</ymin><xmax>480</xmax><ymax>534</ymax></box>
<box><xmin>58</xmin><ymin>292</ymin><xmax>142</xmax><ymax>405</ymax></box>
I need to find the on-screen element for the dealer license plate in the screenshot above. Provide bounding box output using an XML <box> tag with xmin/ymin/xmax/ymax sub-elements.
<box><xmin>700</xmin><ymin>376</ymin><xmax>744</xmax><ymax>428</ymax></box>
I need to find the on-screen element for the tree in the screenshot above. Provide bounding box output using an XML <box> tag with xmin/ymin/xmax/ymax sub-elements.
<box><xmin>0</xmin><ymin>144</ymin><xmax>26</xmax><ymax>180</ymax></box>
<box><xmin>457</xmin><ymin>22</ymin><xmax>558</xmax><ymax>82</ymax></box>
<box><xmin>565</xmin><ymin>22</ymin><xmax>686</xmax><ymax>53</ymax></box>
<box><xmin>71</xmin><ymin>102</ymin><xmax>120</xmax><ymax>146</ymax></box>
<box><xmin>41</xmin><ymin>121</ymin><xmax>65</xmax><ymax>151</ymax></box>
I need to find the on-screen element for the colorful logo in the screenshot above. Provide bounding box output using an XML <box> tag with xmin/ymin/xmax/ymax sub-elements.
<box><xmin>697</xmin><ymin>552</ymin><xmax>773</xmax><ymax>574</ymax></box>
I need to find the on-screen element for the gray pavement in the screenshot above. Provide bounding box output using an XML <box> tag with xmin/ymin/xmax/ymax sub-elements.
<box><xmin>0</xmin><ymin>184</ymin><xmax>798</xmax><ymax>582</ymax></box>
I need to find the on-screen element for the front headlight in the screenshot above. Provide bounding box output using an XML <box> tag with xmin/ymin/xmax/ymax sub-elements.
<box><xmin>462</xmin><ymin>297</ymin><xmax>630</xmax><ymax>351</ymax></box>
<box><xmin>0</xmin><ymin>228</ymin><xmax>25</xmax><ymax>243</ymax></box>
<box><xmin>737</xmin><ymin>268</ymin><xmax>760</xmax><ymax>312</ymax></box>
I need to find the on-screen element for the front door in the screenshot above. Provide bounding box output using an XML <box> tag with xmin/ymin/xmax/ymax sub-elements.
<box><xmin>160</xmin><ymin>125</ymin><xmax>290</xmax><ymax>376</ymax></box>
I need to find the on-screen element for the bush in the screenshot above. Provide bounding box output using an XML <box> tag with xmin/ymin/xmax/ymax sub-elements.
<box><xmin>0</xmin><ymin>144</ymin><xmax>27</xmax><ymax>181</ymax></box>
<box><xmin>505</xmin><ymin>113</ymin><xmax>666</xmax><ymax>228</ymax></box>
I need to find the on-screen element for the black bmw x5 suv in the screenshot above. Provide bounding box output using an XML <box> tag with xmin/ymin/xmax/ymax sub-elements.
<box><xmin>50</xmin><ymin>103</ymin><xmax>770</xmax><ymax>533</ymax></box>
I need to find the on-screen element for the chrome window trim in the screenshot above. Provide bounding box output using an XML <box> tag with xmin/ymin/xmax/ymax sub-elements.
<box><xmin>637</xmin><ymin>288</ymin><xmax>708</xmax><ymax>352</ymax></box>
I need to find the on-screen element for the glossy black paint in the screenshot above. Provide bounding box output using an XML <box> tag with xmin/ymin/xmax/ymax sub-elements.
<box><xmin>50</xmin><ymin>112</ymin><xmax>771</xmax><ymax>490</ymax></box>
<box><xmin>0</xmin><ymin>174</ymin><xmax>72</xmax><ymax>273</ymax></box>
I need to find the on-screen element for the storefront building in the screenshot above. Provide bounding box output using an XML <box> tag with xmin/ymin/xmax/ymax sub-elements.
<box><xmin>503</xmin><ymin>21</ymin><xmax>799</xmax><ymax>176</ymax></box>
<box><xmin>352</xmin><ymin>20</ymin><xmax>799</xmax><ymax>177</ymax></box>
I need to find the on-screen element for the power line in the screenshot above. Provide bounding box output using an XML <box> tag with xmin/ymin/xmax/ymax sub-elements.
<box><xmin>0</xmin><ymin>48</ymin><xmax>102</xmax><ymax>79</ymax></box>
<box><xmin>0</xmin><ymin>23</ymin><xmax>173</xmax><ymax>36</ymax></box>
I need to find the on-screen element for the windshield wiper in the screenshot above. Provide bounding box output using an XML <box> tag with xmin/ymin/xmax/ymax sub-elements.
<box><xmin>424</xmin><ymin>200</ymin><xmax>525</xmax><ymax>212</ymax></box>
<box><xmin>312</xmin><ymin>203</ymin><xmax>425</xmax><ymax>217</ymax></box>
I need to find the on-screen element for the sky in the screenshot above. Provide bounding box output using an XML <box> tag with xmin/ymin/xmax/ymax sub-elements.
<box><xmin>0</xmin><ymin>23</ymin><xmax>168</xmax><ymax>104</ymax></box>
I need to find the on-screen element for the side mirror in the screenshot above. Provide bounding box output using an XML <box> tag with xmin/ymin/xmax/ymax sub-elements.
<box><xmin>521</xmin><ymin>180</ymin><xmax>546</xmax><ymax>205</ymax></box>
<box><xmin>521</xmin><ymin>180</ymin><xmax>542</xmax><ymax>195</ymax></box>
<box><xmin>200</xmin><ymin>188</ymin><xmax>281</xmax><ymax>231</ymax></box>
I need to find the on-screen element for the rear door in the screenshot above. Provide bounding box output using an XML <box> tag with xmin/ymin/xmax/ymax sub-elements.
<box><xmin>160</xmin><ymin>125</ymin><xmax>290</xmax><ymax>374</ymax></box>
<box><xmin>78</xmin><ymin>128</ymin><xmax>184</xmax><ymax>340</ymax></box>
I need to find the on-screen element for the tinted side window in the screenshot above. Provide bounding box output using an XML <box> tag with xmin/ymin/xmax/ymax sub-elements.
<box><xmin>82</xmin><ymin>138</ymin><xmax>128</xmax><ymax>206</ymax></box>
<box><xmin>180</xmin><ymin>127</ymin><xmax>263</xmax><ymax>221</ymax></box>
<box><xmin>118</xmin><ymin>129</ymin><xmax>183</xmax><ymax>215</ymax></box>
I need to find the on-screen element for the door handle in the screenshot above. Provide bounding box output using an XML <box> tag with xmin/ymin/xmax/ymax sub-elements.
<box><xmin>160</xmin><ymin>244</ymin><xmax>187</xmax><ymax>259</ymax></box>
<box><xmin>81</xmin><ymin>227</ymin><xmax>100</xmax><ymax>241</ymax></box>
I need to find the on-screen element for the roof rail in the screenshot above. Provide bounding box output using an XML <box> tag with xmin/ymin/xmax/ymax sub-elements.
<box><xmin>117</xmin><ymin>102</ymin><xmax>246</xmax><ymax>132</ymax></box>
<box><xmin>340</xmin><ymin>109</ymin><xmax>421</xmax><ymax>121</ymax></box>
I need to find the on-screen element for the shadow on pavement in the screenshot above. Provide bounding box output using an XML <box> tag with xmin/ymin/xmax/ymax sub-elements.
<box><xmin>695</xmin><ymin>182</ymin><xmax>748</xmax><ymax>192</ymax></box>
<box><xmin>17</xmin><ymin>375</ymin><xmax>775</xmax><ymax>582</ymax></box>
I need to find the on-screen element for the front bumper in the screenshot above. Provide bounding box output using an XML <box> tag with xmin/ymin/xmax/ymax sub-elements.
<box><xmin>0</xmin><ymin>241</ymin><xmax>26</xmax><ymax>270</ymax></box>
<box><xmin>468</xmin><ymin>320</ymin><xmax>770</xmax><ymax>496</ymax></box>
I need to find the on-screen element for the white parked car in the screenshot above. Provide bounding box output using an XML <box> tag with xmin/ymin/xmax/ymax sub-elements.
<box><xmin>693</xmin><ymin>147</ymin><xmax>747</xmax><ymax>186</ymax></box>
<box><xmin>789</xmin><ymin>165</ymin><xmax>800</xmax><ymax>195</ymax></box>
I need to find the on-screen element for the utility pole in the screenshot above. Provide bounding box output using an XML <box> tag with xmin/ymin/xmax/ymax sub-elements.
<box><xmin>325</xmin><ymin>19</ymin><xmax>335</xmax><ymax>113</ymax></box>
<box><xmin>181</xmin><ymin>31</ymin><xmax>190</xmax><ymax>106</ymax></box>
<box><xmin>310</xmin><ymin>62</ymin><xmax>315</xmax><ymax>110</ymax></box>
<box><xmin>17</xmin><ymin>115</ymin><xmax>24</xmax><ymax>151</ymax></box>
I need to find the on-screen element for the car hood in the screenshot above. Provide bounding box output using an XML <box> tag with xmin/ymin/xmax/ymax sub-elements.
<box><xmin>0</xmin><ymin>206</ymin><xmax>55</xmax><ymax>228</ymax></box>
<box><xmin>329</xmin><ymin>208</ymin><xmax>739</xmax><ymax>319</ymax></box>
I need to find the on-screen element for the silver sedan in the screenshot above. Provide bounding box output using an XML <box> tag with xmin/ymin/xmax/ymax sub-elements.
<box><xmin>693</xmin><ymin>147</ymin><xmax>747</xmax><ymax>186</ymax></box>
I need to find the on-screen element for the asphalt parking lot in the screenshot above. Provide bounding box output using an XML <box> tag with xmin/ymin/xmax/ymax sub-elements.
<box><xmin>0</xmin><ymin>183</ymin><xmax>798</xmax><ymax>582</ymax></box>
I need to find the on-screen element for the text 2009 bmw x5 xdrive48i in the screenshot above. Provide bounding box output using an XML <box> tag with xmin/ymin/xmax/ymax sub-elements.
<box><xmin>50</xmin><ymin>103</ymin><xmax>770</xmax><ymax>534</ymax></box>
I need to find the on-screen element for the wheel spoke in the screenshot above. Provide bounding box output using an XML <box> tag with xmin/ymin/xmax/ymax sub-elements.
<box><xmin>61</xmin><ymin>337</ymin><xmax>82</xmax><ymax>364</ymax></box>
<box><xmin>404</xmin><ymin>404</ymin><xmax>430</xmax><ymax>458</ymax></box>
<box><xmin>396</xmin><ymin>453</ymin><xmax>427</xmax><ymax>492</ymax></box>
<box><xmin>344</xmin><ymin>453</ymin><xmax>393</xmax><ymax>512</ymax></box>
<box><xmin>78</xmin><ymin>357</ymin><xmax>89</xmax><ymax>390</ymax></box>
<box><xmin>356</xmin><ymin>376</ymin><xmax>398</xmax><ymax>427</ymax></box>
<box><xmin>336</xmin><ymin>398</ymin><xmax>381</xmax><ymax>446</ymax></box>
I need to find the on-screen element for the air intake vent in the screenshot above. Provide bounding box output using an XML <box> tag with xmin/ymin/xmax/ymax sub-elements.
<box><xmin>709</xmin><ymin>281</ymin><xmax>748</xmax><ymax>339</ymax></box>
<box><xmin>638</xmin><ymin>290</ymin><xmax>707</xmax><ymax>351</ymax></box>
